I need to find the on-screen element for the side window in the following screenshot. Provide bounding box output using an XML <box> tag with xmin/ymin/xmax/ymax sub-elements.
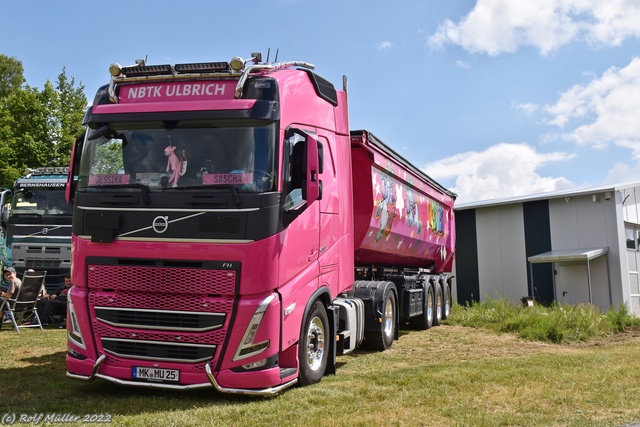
<box><xmin>283</xmin><ymin>133</ymin><xmax>306</xmax><ymax>211</ymax></box>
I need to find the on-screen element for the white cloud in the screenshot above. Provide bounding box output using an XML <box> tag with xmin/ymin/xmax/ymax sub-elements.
<box><xmin>456</xmin><ymin>60</ymin><xmax>470</xmax><ymax>69</ymax></box>
<box><xmin>423</xmin><ymin>143</ymin><xmax>575</xmax><ymax>203</ymax></box>
<box><xmin>604</xmin><ymin>162</ymin><xmax>640</xmax><ymax>185</ymax></box>
<box><xmin>376</xmin><ymin>41</ymin><xmax>393</xmax><ymax>50</ymax></box>
<box><xmin>512</xmin><ymin>101</ymin><xmax>539</xmax><ymax>116</ymax></box>
<box><xmin>544</xmin><ymin>57</ymin><xmax>640</xmax><ymax>158</ymax></box>
<box><xmin>428</xmin><ymin>0</ymin><xmax>640</xmax><ymax>56</ymax></box>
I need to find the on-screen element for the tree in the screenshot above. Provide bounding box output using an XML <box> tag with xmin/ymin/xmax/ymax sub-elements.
<box><xmin>51</xmin><ymin>68</ymin><xmax>86</xmax><ymax>162</ymax></box>
<box><xmin>0</xmin><ymin>54</ymin><xmax>87</xmax><ymax>188</ymax></box>
<box><xmin>0</xmin><ymin>55</ymin><xmax>24</xmax><ymax>100</ymax></box>
<box><xmin>7</xmin><ymin>86</ymin><xmax>52</xmax><ymax>169</ymax></box>
<box><xmin>0</xmin><ymin>54</ymin><xmax>26</xmax><ymax>187</ymax></box>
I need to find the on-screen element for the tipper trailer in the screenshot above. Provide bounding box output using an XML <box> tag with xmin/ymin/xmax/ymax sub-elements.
<box><xmin>65</xmin><ymin>53</ymin><xmax>456</xmax><ymax>394</ymax></box>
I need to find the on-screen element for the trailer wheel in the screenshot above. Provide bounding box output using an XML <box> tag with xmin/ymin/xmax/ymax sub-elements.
<box><xmin>410</xmin><ymin>282</ymin><xmax>435</xmax><ymax>330</ymax></box>
<box><xmin>434</xmin><ymin>282</ymin><xmax>444</xmax><ymax>326</ymax></box>
<box><xmin>365</xmin><ymin>288</ymin><xmax>396</xmax><ymax>351</ymax></box>
<box><xmin>298</xmin><ymin>301</ymin><xmax>329</xmax><ymax>386</ymax></box>
<box><xmin>443</xmin><ymin>282</ymin><xmax>452</xmax><ymax>320</ymax></box>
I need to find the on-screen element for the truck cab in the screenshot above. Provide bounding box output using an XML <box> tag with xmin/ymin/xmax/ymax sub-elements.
<box><xmin>66</xmin><ymin>54</ymin><xmax>355</xmax><ymax>393</ymax></box>
<box><xmin>1</xmin><ymin>167</ymin><xmax>72</xmax><ymax>292</ymax></box>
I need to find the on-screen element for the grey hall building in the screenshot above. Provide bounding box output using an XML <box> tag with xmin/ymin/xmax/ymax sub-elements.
<box><xmin>453</xmin><ymin>182</ymin><xmax>640</xmax><ymax>316</ymax></box>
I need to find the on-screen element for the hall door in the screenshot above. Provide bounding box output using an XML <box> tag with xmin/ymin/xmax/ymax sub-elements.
<box><xmin>625</xmin><ymin>225</ymin><xmax>640</xmax><ymax>314</ymax></box>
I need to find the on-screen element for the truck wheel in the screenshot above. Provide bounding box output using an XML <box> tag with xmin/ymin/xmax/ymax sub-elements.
<box><xmin>365</xmin><ymin>288</ymin><xmax>396</xmax><ymax>351</ymax></box>
<box><xmin>443</xmin><ymin>282</ymin><xmax>452</xmax><ymax>320</ymax></box>
<box><xmin>410</xmin><ymin>282</ymin><xmax>435</xmax><ymax>330</ymax></box>
<box><xmin>298</xmin><ymin>301</ymin><xmax>329</xmax><ymax>386</ymax></box>
<box><xmin>434</xmin><ymin>282</ymin><xmax>444</xmax><ymax>326</ymax></box>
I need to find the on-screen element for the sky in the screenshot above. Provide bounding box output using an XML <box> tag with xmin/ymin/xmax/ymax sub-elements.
<box><xmin>2</xmin><ymin>0</ymin><xmax>640</xmax><ymax>204</ymax></box>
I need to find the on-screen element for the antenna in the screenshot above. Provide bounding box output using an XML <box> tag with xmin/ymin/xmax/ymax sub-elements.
<box><xmin>274</xmin><ymin>48</ymin><xmax>279</xmax><ymax>62</ymax></box>
<box><xmin>266</xmin><ymin>48</ymin><xmax>271</xmax><ymax>63</ymax></box>
<box><xmin>135</xmin><ymin>55</ymin><xmax>149</xmax><ymax>66</ymax></box>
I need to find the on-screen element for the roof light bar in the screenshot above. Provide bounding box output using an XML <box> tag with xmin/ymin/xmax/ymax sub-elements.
<box><xmin>120</xmin><ymin>64</ymin><xmax>174</xmax><ymax>77</ymax></box>
<box><xmin>32</xmin><ymin>167</ymin><xmax>69</xmax><ymax>174</ymax></box>
<box><xmin>175</xmin><ymin>62</ymin><xmax>231</xmax><ymax>73</ymax></box>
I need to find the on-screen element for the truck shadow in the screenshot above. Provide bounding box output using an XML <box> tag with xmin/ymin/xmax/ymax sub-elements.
<box><xmin>2</xmin><ymin>351</ymin><xmax>267</xmax><ymax>417</ymax></box>
<box><xmin>4</xmin><ymin>327</ymin><xmax>426</xmax><ymax>415</ymax></box>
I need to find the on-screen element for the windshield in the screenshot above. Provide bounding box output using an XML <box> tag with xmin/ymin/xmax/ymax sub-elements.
<box><xmin>78</xmin><ymin>120</ymin><xmax>277</xmax><ymax>193</ymax></box>
<box><xmin>10</xmin><ymin>187</ymin><xmax>72</xmax><ymax>215</ymax></box>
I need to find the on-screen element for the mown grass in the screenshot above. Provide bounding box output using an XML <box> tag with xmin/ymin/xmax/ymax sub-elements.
<box><xmin>1</xmin><ymin>302</ymin><xmax>640</xmax><ymax>426</ymax></box>
<box><xmin>446</xmin><ymin>297</ymin><xmax>640</xmax><ymax>343</ymax></box>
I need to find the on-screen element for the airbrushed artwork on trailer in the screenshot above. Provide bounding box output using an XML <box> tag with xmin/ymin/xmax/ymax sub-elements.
<box><xmin>363</xmin><ymin>163</ymin><xmax>451</xmax><ymax>269</ymax></box>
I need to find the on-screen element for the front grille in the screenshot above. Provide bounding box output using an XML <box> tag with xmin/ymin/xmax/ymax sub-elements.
<box><xmin>25</xmin><ymin>246</ymin><xmax>63</xmax><ymax>254</ymax></box>
<box><xmin>101</xmin><ymin>338</ymin><xmax>216</xmax><ymax>363</ymax></box>
<box><xmin>93</xmin><ymin>322</ymin><xmax>226</xmax><ymax>345</ymax></box>
<box><xmin>26</xmin><ymin>260</ymin><xmax>62</xmax><ymax>268</ymax></box>
<box><xmin>88</xmin><ymin>262</ymin><xmax>237</xmax><ymax>365</ymax></box>
<box><xmin>90</xmin><ymin>291</ymin><xmax>233</xmax><ymax>313</ymax></box>
<box><xmin>94</xmin><ymin>307</ymin><xmax>225</xmax><ymax>331</ymax></box>
<box><xmin>88</xmin><ymin>264</ymin><xmax>236</xmax><ymax>295</ymax></box>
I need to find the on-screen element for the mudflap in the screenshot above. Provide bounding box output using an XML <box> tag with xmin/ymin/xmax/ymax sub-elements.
<box><xmin>325</xmin><ymin>304</ymin><xmax>339</xmax><ymax>375</ymax></box>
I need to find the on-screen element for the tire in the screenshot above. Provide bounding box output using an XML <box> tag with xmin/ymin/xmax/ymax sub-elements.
<box><xmin>442</xmin><ymin>281</ymin><xmax>452</xmax><ymax>320</ymax></box>
<box><xmin>298</xmin><ymin>301</ymin><xmax>329</xmax><ymax>386</ymax></box>
<box><xmin>365</xmin><ymin>288</ymin><xmax>397</xmax><ymax>351</ymax></box>
<box><xmin>434</xmin><ymin>282</ymin><xmax>444</xmax><ymax>326</ymax></box>
<box><xmin>410</xmin><ymin>281</ymin><xmax>435</xmax><ymax>330</ymax></box>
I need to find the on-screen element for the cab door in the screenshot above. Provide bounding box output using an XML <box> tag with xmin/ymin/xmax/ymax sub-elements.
<box><xmin>278</xmin><ymin>129</ymin><xmax>321</xmax><ymax>348</ymax></box>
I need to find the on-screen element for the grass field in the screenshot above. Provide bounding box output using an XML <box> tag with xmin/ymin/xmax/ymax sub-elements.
<box><xmin>2</xmin><ymin>302</ymin><xmax>640</xmax><ymax>426</ymax></box>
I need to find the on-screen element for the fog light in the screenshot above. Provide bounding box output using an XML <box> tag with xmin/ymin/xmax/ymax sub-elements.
<box><xmin>242</xmin><ymin>358</ymin><xmax>267</xmax><ymax>370</ymax></box>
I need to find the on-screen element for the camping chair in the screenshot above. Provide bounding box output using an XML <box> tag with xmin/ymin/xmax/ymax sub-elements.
<box><xmin>0</xmin><ymin>270</ymin><xmax>47</xmax><ymax>332</ymax></box>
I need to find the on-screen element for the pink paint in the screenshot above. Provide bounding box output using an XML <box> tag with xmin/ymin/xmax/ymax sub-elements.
<box><xmin>119</xmin><ymin>80</ymin><xmax>236</xmax><ymax>104</ymax></box>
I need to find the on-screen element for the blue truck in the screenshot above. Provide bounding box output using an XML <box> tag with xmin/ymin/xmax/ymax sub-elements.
<box><xmin>0</xmin><ymin>167</ymin><xmax>72</xmax><ymax>293</ymax></box>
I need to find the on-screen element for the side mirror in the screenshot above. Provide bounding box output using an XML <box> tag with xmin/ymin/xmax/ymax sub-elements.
<box><xmin>305</xmin><ymin>133</ymin><xmax>320</xmax><ymax>204</ymax></box>
<box><xmin>66</xmin><ymin>132</ymin><xmax>85</xmax><ymax>206</ymax></box>
<box><xmin>284</xmin><ymin>128</ymin><xmax>323</xmax><ymax>205</ymax></box>
<box><xmin>0</xmin><ymin>190</ymin><xmax>11</xmax><ymax>228</ymax></box>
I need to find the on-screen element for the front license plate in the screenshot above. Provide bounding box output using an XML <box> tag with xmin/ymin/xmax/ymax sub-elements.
<box><xmin>132</xmin><ymin>367</ymin><xmax>180</xmax><ymax>383</ymax></box>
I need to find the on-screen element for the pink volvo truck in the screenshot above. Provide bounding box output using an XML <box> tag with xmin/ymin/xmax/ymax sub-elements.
<box><xmin>65</xmin><ymin>53</ymin><xmax>456</xmax><ymax>395</ymax></box>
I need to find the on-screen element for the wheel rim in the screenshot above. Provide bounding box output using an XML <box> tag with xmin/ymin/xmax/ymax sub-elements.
<box><xmin>383</xmin><ymin>297</ymin><xmax>394</xmax><ymax>337</ymax></box>
<box><xmin>306</xmin><ymin>316</ymin><xmax>326</xmax><ymax>371</ymax></box>
<box><xmin>427</xmin><ymin>290</ymin><xmax>434</xmax><ymax>323</ymax></box>
<box><xmin>437</xmin><ymin>290</ymin><xmax>443</xmax><ymax>319</ymax></box>
<box><xmin>444</xmin><ymin>286</ymin><xmax>451</xmax><ymax>318</ymax></box>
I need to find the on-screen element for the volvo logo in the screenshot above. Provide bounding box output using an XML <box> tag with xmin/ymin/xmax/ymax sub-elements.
<box><xmin>152</xmin><ymin>216</ymin><xmax>169</xmax><ymax>234</ymax></box>
<box><xmin>42</xmin><ymin>227</ymin><xmax>48</xmax><ymax>235</ymax></box>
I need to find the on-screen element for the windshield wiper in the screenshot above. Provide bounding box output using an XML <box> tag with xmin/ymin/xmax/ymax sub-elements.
<box><xmin>93</xmin><ymin>184</ymin><xmax>150</xmax><ymax>205</ymax></box>
<box><xmin>222</xmin><ymin>185</ymin><xmax>241</xmax><ymax>207</ymax></box>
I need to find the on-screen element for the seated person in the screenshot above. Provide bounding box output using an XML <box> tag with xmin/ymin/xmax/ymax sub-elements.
<box><xmin>33</xmin><ymin>274</ymin><xmax>72</xmax><ymax>324</ymax></box>
<box><xmin>1</xmin><ymin>267</ymin><xmax>22</xmax><ymax>323</ymax></box>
